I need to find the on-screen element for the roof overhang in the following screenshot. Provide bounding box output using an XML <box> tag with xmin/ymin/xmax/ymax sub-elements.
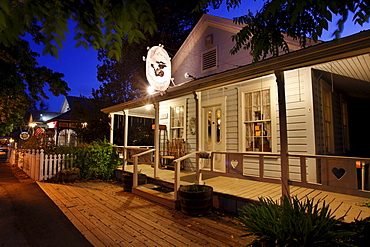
<box><xmin>102</xmin><ymin>30</ymin><xmax>370</xmax><ymax>114</ymax></box>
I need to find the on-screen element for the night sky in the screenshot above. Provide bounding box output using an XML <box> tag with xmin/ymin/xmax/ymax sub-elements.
<box><xmin>27</xmin><ymin>3</ymin><xmax>370</xmax><ymax>112</ymax></box>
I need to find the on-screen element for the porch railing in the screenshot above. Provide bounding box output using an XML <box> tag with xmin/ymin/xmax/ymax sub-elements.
<box><xmin>115</xmin><ymin>146</ymin><xmax>154</xmax><ymax>168</ymax></box>
<box><xmin>121</xmin><ymin>146</ymin><xmax>370</xmax><ymax>199</ymax></box>
<box><xmin>201</xmin><ymin>151</ymin><xmax>370</xmax><ymax>198</ymax></box>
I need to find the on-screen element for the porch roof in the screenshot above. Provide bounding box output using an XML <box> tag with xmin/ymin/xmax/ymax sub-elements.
<box><xmin>101</xmin><ymin>30</ymin><xmax>370</xmax><ymax>114</ymax></box>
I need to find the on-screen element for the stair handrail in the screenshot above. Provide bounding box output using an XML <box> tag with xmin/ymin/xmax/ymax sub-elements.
<box><xmin>173</xmin><ymin>151</ymin><xmax>199</xmax><ymax>200</ymax></box>
<box><xmin>132</xmin><ymin>149</ymin><xmax>155</xmax><ymax>187</ymax></box>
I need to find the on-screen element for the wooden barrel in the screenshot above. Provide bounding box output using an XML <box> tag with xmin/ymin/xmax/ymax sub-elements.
<box><xmin>178</xmin><ymin>185</ymin><xmax>213</xmax><ymax>216</ymax></box>
<box><xmin>122</xmin><ymin>173</ymin><xmax>146</xmax><ymax>192</ymax></box>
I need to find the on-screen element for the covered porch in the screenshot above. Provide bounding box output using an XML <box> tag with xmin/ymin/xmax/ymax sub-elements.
<box><xmin>120</xmin><ymin>158</ymin><xmax>370</xmax><ymax>223</ymax></box>
<box><xmin>102</xmin><ymin>30</ymin><xmax>370</xmax><ymax>221</ymax></box>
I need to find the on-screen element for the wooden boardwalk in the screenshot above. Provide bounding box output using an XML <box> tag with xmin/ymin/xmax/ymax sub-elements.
<box><xmin>38</xmin><ymin>181</ymin><xmax>252</xmax><ymax>247</ymax></box>
<box><xmin>125</xmin><ymin>164</ymin><xmax>370</xmax><ymax>223</ymax></box>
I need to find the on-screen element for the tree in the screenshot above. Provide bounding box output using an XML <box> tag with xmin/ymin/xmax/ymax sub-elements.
<box><xmin>0</xmin><ymin>39</ymin><xmax>69</xmax><ymax>136</ymax></box>
<box><xmin>95</xmin><ymin>0</ymin><xmax>206</xmax><ymax>104</ymax></box>
<box><xmin>68</xmin><ymin>96</ymin><xmax>111</xmax><ymax>144</ymax></box>
<box><xmin>0</xmin><ymin>0</ymin><xmax>157</xmax><ymax>61</ymax></box>
<box><xmin>196</xmin><ymin>0</ymin><xmax>369</xmax><ymax>63</ymax></box>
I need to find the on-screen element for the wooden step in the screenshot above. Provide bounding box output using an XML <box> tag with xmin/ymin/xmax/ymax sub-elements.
<box><xmin>132</xmin><ymin>183</ymin><xmax>180</xmax><ymax>209</ymax></box>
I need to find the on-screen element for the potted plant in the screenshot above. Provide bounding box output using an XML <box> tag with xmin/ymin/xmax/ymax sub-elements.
<box><xmin>54</xmin><ymin>168</ymin><xmax>80</xmax><ymax>183</ymax></box>
<box><xmin>178</xmin><ymin>184</ymin><xmax>213</xmax><ymax>216</ymax></box>
<box><xmin>122</xmin><ymin>171</ymin><xmax>147</xmax><ymax>192</ymax></box>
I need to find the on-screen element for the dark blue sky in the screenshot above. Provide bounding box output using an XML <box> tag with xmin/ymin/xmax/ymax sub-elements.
<box><xmin>29</xmin><ymin>3</ymin><xmax>370</xmax><ymax>112</ymax></box>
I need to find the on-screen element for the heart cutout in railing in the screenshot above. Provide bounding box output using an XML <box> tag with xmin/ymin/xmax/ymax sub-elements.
<box><xmin>230</xmin><ymin>160</ymin><xmax>238</xmax><ymax>169</ymax></box>
<box><xmin>332</xmin><ymin>167</ymin><xmax>346</xmax><ymax>179</ymax></box>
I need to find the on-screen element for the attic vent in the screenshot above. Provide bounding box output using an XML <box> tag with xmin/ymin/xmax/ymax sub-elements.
<box><xmin>202</xmin><ymin>48</ymin><xmax>217</xmax><ymax>71</ymax></box>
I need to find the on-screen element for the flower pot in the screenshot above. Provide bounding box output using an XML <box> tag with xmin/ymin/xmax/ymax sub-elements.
<box><xmin>178</xmin><ymin>185</ymin><xmax>213</xmax><ymax>216</ymax></box>
<box><xmin>122</xmin><ymin>173</ymin><xmax>146</xmax><ymax>192</ymax></box>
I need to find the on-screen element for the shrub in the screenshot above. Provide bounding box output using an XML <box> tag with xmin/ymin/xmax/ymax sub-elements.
<box><xmin>72</xmin><ymin>140</ymin><xmax>121</xmax><ymax>180</ymax></box>
<box><xmin>236</xmin><ymin>196</ymin><xmax>351</xmax><ymax>246</ymax></box>
<box><xmin>337</xmin><ymin>216</ymin><xmax>370</xmax><ymax>246</ymax></box>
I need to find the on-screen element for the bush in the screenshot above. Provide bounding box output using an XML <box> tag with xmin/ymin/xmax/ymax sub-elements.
<box><xmin>72</xmin><ymin>140</ymin><xmax>121</xmax><ymax>180</ymax></box>
<box><xmin>337</xmin><ymin>216</ymin><xmax>370</xmax><ymax>246</ymax></box>
<box><xmin>236</xmin><ymin>196</ymin><xmax>351</xmax><ymax>246</ymax></box>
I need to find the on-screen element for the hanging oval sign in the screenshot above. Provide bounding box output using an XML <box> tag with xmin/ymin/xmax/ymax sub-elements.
<box><xmin>20</xmin><ymin>131</ymin><xmax>30</xmax><ymax>140</ymax></box>
<box><xmin>145</xmin><ymin>45</ymin><xmax>171</xmax><ymax>92</ymax></box>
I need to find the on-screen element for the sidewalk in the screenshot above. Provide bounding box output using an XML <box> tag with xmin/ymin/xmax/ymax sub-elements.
<box><xmin>0</xmin><ymin>162</ymin><xmax>92</xmax><ymax>247</ymax></box>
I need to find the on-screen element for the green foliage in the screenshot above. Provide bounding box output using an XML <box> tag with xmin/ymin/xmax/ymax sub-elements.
<box><xmin>0</xmin><ymin>0</ymin><xmax>157</xmax><ymax>60</ymax></box>
<box><xmin>236</xmin><ymin>196</ymin><xmax>351</xmax><ymax>246</ymax></box>
<box><xmin>197</xmin><ymin>0</ymin><xmax>370</xmax><ymax>63</ymax></box>
<box><xmin>67</xmin><ymin>96</ymin><xmax>111</xmax><ymax>143</ymax></box>
<box><xmin>71</xmin><ymin>140</ymin><xmax>121</xmax><ymax>180</ymax></box>
<box><xmin>359</xmin><ymin>200</ymin><xmax>370</xmax><ymax>208</ymax></box>
<box><xmin>0</xmin><ymin>39</ymin><xmax>69</xmax><ymax>136</ymax></box>
<box><xmin>337</xmin><ymin>217</ymin><xmax>370</xmax><ymax>246</ymax></box>
<box><xmin>184</xmin><ymin>184</ymin><xmax>213</xmax><ymax>192</ymax></box>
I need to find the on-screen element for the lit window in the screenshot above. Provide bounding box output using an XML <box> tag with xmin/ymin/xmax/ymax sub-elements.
<box><xmin>322</xmin><ymin>87</ymin><xmax>333</xmax><ymax>154</ymax></box>
<box><xmin>244</xmin><ymin>89</ymin><xmax>271</xmax><ymax>152</ymax></box>
<box><xmin>216</xmin><ymin>108</ymin><xmax>221</xmax><ymax>143</ymax></box>
<box><xmin>170</xmin><ymin>105</ymin><xmax>184</xmax><ymax>139</ymax></box>
<box><xmin>207</xmin><ymin>110</ymin><xmax>212</xmax><ymax>143</ymax></box>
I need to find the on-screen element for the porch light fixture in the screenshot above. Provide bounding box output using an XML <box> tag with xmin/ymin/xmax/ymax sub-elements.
<box><xmin>145</xmin><ymin>104</ymin><xmax>152</xmax><ymax>110</ymax></box>
<box><xmin>147</xmin><ymin>86</ymin><xmax>155</xmax><ymax>95</ymax></box>
<box><xmin>82</xmin><ymin>122</ymin><xmax>88</xmax><ymax>128</ymax></box>
<box><xmin>184</xmin><ymin>72</ymin><xmax>196</xmax><ymax>79</ymax></box>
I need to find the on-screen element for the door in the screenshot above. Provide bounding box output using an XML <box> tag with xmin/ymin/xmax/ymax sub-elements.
<box><xmin>203</xmin><ymin>105</ymin><xmax>225</xmax><ymax>172</ymax></box>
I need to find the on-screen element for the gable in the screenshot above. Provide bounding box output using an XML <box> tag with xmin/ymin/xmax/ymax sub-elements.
<box><xmin>171</xmin><ymin>15</ymin><xmax>248</xmax><ymax>85</ymax></box>
<box><xmin>171</xmin><ymin>14</ymin><xmax>305</xmax><ymax>86</ymax></box>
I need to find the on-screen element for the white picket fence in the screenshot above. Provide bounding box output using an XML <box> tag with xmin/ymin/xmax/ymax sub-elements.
<box><xmin>10</xmin><ymin>149</ymin><xmax>75</xmax><ymax>181</ymax></box>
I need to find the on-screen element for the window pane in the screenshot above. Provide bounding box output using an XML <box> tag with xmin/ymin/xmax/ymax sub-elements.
<box><xmin>245</xmin><ymin>89</ymin><xmax>271</xmax><ymax>152</ymax></box>
<box><xmin>170</xmin><ymin>105</ymin><xmax>184</xmax><ymax>139</ymax></box>
<box><xmin>216</xmin><ymin>108</ymin><xmax>221</xmax><ymax>143</ymax></box>
<box><xmin>245</xmin><ymin>93</ymin><xmax>252</xmax><ymax>121</ymax></box>
<box><xmin>207</xmin><ymin>110</ymin><xmax>212</xmax><ymax>143</ymax></box>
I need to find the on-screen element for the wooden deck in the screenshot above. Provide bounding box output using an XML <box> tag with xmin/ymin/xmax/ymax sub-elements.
<box><xmin>125</xmin><ymin>164</ymin><xmax>370</xmax><ymax>223</ymax></box>
<box><xmin>38</xmin><ymin>180</ymin><xmax>252</xmax><ymax>246</ymax></box>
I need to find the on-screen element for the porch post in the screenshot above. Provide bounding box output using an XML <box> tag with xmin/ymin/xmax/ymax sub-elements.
<box><xmin>193</xmin><ymin>92</ymin><xmax>202</xmax><ymax>184</ymax></box>
<box><xmin>275</xmin><ymin>70</ymin><xmax>290</xmax><ymax>199</ymax></box>
<box><xmin>123</xmin><ymin>110</ymin><xmax>128</xmax><ymax>170</ymax></box>
<box><xmin>109</xmin><ymin>113</ymin><xmax>114</xmax><ymax>144</ymax></box>
<box><xmin>154</xmin><ymin>102</ymin><xmax>160</xmax><ymax>178</ymax></box>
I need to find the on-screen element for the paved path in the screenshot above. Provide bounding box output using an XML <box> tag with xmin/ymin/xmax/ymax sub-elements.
<box><xmin>0</xmin><ymin>162</ymin><xmax>93</xmax><ymax>247</ymax></box>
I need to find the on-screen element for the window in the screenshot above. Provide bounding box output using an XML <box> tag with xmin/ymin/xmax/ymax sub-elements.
<box><xmin>244</xmin><ymin>89</ymin><xmax>271</xmax><ymax>152</ymax></box>
<box><xmin>170</xmin><ymin>105</ymin><xmax>185</xmax><ymax>139</ymax></box>
<box><xmin>215</xmin><ymin>108</ymin><xmax>221</xmax><ymax>143</ymax></box>
<box><xmin>322</xmin><ymin>86</ymin><xmax>333</xmax><ymax>154</ymax></box>
<box><xmin>202</xmin><ymin>48</ymin><xmax>217</xmax><ymax>71</ymax></box>
<box><xmin>58</xmin><ymin>129</ymin><xmax>77</xmax><ymax>147</ymax></box>
<box><xmin>207</xmin><ymin>110</ymin><xmax>212</xmax><ymax>142</ymax></box>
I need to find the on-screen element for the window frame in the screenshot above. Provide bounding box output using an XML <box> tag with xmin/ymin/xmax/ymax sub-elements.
<box><xmin>168</xmin><ymin>100</ymin><xmax>187</xmax><ymax>141</ymax></box>
<box><xmin>239</xmin><ymin>79</ymin><xmax>276</xmax><ymax>153</ymax></box>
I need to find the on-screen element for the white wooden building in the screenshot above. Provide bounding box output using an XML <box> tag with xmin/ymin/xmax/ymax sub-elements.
<box><xmin>102</xmin><ymin>15</ymin><xmax>370</xmax><ymax>201</ymax></box>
